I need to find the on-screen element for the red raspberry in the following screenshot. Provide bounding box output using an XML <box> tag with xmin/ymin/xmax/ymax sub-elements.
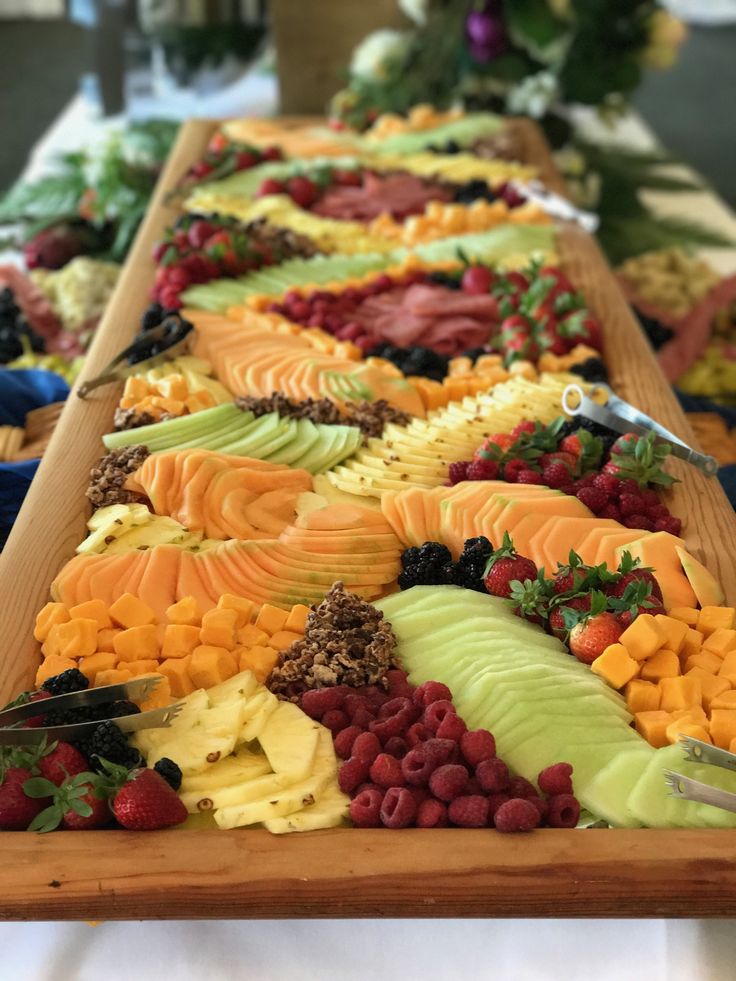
<box><xmin>386</xmin><ymin>668</ymin><xmax>413</xmax><ymax>698</ymax></box>
<box><xmin>333</xmin><ymin>725</ymin><xmax>362</xmax><ymax>759</ymax></box>
<box><xmin>616</xmin><ymin>478</ymin><xmax>642</xmax><ymax>497</ymax></box>
<box><xmin>655</xmin><ymin>515</ymin><xmax>682</xmax><ymax>535</ymax></box>
<box><xmin>352</xmin><ymin>707</ymin><xmax>376</xmax><ymax>729</ymax></box>
<box><xmin>526</xmin><ymin>795</ymin><xmax>549</xmax><ymax>823</ymax></box>
<box><xmin>378</xmin><ymin>696</ymin><xmax>419</xmax><ymax>724</ymax></box>
<box><xmin>321</xmin><ymin>709</ymin><xmax>350</xmax><ymax>734</ymax></box>
<box><xmin>448</xmin><ymin>795</ymin><xmax>490</xmax><ymax>828</ymax></box>
<box><xmin>448</xmin><ymin>461</ymin><xmax>470</xmax><ymax>485</ymax></box>
<box><xmin>618</xmin><ymin>493</ymin><xmax>643</xmax><ymax>517</ymax></box>
<box><xmin>422</xmin><ymin>700</ymin><xmax>455</xmax><ymax>734</ymax></box>
<box><xmin>466</xmin><ymin>777</ymin><xmax>483</xmax><ymax>795</ymax></box>
<box><xmin>467</xmin><ymin>458</ymin><xmax>500</xmax><ymax>481</ymax></box>
<box><xmin>599</xmin><ymin>503</ymin><xmax>621</xmax><ymax>521</ymax></box>
<box><xmin>623</xmin><ymin>513</ymin><xmax>654</xmax><ymax>531</ymax></box>
<box><xmin>383</xmin><ymin>737</ymin><xmax>409</xmax><ymax>758</ymax></box>
<box><xmin>507</xmin><ymin>776</ymin><xmax>538</xmax><ymax>799</ymax></box>
<box><xmin>301</xmin><ymin>687</ymin><xmax>346</xmax><ymax>719</ymax></box>
<box><xmin>542</xmin><ymin>462</ymin><xmax>572</xmax><ymax>489</ymax></box>
<box><xmin>511</xmin><ymin>420</ymin><xmax>537</xmax><ymax>438</ymax></box>
<box><xmin>349</xmin><ymin>787</ymin><xmax>384</xmax><ymax>827</ymax></box>
<box><xmin>413</xmin><ymin>681</ymin><xmax>452</xmax><ymax>708</ymax></box>
<box><xmin>406</xmin><ymin>786</ymin><xmax>432</xmax><ymax>808</ymax></box>
<box><xmin>476</xmin><ymin>757</ymin><xmax>510</xmax><ymax>793</ymax></box>
<box><xmin>339</xmin><ymin>756</ymin><xmax>371</xmax><ymax>794</ymax></box>
<box><xmin>359</xmin><ymin>685</ymin><xmax>390</xmax><ymax>708</ymax></box>
<box><xmin>494</xmin><ymin>797</ymin><xmax>541</xmax><ymax>833</ymax></box>
<box><xmin>351</xmin><ymin>732</ymin><xmax>382</xmax><ymax>765</ymax></box>
<box><xmin>369</xmin><ymin>714</ymin><xmax>406</xmax><ymax>743</ymax></box>
<box><xmin>460</xmin><ymin>730</ymin><xmax>497</xmax><ymax>769</ymax></box>
<box><xmin>416</xmin><ymin>798</ymin><xmax>449</xmax><ymax>828</ymax></box>
<box><xmin>576</xmin><ymin>472</ymin><xmax>597</xmax><ymax>489</ymax></box>
<box><xmin>436</xmin><ymin>712</ymin><xmax>467</xmax><ymax>742</ymax></box>
<box><xmin>576</xmin><ymin>486</ymin><xmax>607</xmax><ymax>515</ymax></box>
<box><xmin>380</xmin><ymin>787</ymin><xmax>417</xmax><ymax>828</ymax></box>
<box><xmin>406</xmin><ymin>722</ymin><xmax>432</xmax><ymax>747</ymax></box>
<box><xmin>424</xmin><ymin>738</ymin><xmax>458</xmax><ymax>766</ymax></box>
<box><xmin>648</xmin><ymin>503</ymin><xmax>669</xmax><ymax>520</ymax></box>
<box><xmin>487</xmin><ymin>792</ymin><xmax>511</xmax><ymax>818</ymax></box>
<box><xmin>401</xmin><ymin>746</ymin><xmax>440</xmax><ymax>786</ymax></box>
<box><xmin>640</xmin><ymin>488</ymin><xmax>660</xmax><ymax>507</ymax></box>
<box><xmin>517</xmin><ymin>469</ymin><xmax>544</xmax><ymax>485</ymax></box>
<box><xmin>503</xmin><ymin>458</ymin><xmax>528</xmax><ymax>483</ymax></box>
<box><xmin>344</xmin><ymin>693</ymin><xmax>369</xmax><ymax>719</ymax></box>
<box><xmin>538</xmin><ymin>762</ymin><xmax>574</xmax><ymax>796</ymax></box>
<box><xmin>428</xmin><ymin>764</ymin><xmax>470</xmax><ymax>802</ymax></box>
<box><xmin>370</xmin><ymin>753</ymin><xmax>406</xmax><ymax>788</ymax></box>
<box><xmin>546</xmin><ymin>793</ymin><xmax>581</xmax><ymax>828</ymax></box>
<box><xmin>592</xmin><ymin>472</ymin><xmax>618</xmax><ymax>495</ymax></box>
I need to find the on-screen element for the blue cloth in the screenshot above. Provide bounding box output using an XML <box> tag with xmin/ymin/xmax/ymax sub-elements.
<box><xmin>0</xmin><ymin>368</ymin><xmax>71</xmax><ymax>548</ymax></box>
<box><xmin>676</xmin><ymin>389</ymin><xmax>736</xmax><ymax>511</ymax></box>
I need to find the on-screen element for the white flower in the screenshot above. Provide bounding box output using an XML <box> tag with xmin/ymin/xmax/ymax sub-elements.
<box><xmin>350</xmin><ymin>29</ymin><xmax>412</xmax><ymax>80</ymax></box>
<box><xmin>398</xmin><ymin>0</ymin><xmax>430</xmax><ymax>25</ymax></box>
<box><xmin>506</xmin><ymin>71</ymin><xmax>559</xmax><ymax>118</ymax></box>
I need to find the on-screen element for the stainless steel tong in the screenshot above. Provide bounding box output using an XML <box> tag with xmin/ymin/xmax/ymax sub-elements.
<box><xmin>562</xmin><ymin>382</ymin><xmax>719</xmax><ymax>477</ymax></box>
<box><xmin>77</xmin><ymin>319</ymin><xmax>193</xmax><ymax>399</ymax></box>
<box><xmin>0</xmin><ymin>676</ymin><xmax>182</xmax><ymax>745</ymax></box>
<box><xmin>510</xmin><ymin>179</ymin><xmax>600</xmax><ymax>233</ymax></box>
<box><xmin>664</xmin><ymin>736</ymin><xmax>736</xmax><ymax>814</ymax></box>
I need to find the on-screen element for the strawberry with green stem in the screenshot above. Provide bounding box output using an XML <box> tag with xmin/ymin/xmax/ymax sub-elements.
<box><xmin>25</xmin><ymin>771</ymin><xmax>110</xmax><ymax>832</ymax></box>
<box><xmin>604</xmin><ymin>432</ymin><xmax>678</xmax><ymax>488</ymax></box>
<box><xmin>483</xmin><ymin>533</ymin><xmax>538</xmax><ymax>599</ymax></box>
<box><xmin>508</xmin><ymin>571</ymin><xmax>553</xmax><ymax>626</ymax></box>
<box><xmin>563</xmin><ymin>591</ymin><xmax>624</xmax><ymax>665</ymax></box>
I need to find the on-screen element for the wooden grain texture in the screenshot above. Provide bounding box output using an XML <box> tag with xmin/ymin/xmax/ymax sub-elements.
<box><xmin>1</xmin><ymin>118</ymin><xmax>736</xmax><ymax>921</ymax></box>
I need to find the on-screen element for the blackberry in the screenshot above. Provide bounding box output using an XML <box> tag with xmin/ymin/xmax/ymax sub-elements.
<box><xmin>569</xmin><ymin>357</ymin><xmax>609</xmax><ymax>384</ymax></box>
<box><xmin>84</xmin><ymin>721</ymin><xmax>141</xmax><ymax>769</ymax></box>
<box><xmin>401</xmin><ymin>346</ymin><xmax>450</xmax><ymax>382</ymax></box>
<box><xmin>557</xmin><ymin>416</ymin><xmax>617</xmax><ymax>457</ymax></box>
<box><xmin>428</xmin><ymin>139</ymin><xmax>461</xmax><ymax>155</ymax></box>
<box><xmin>428</xmin><ymin>271</ymin><xmax>462</xmax><ymax>290</ymax></box>
<box><xmin>453</xmin><ymin>179</ymin><xmax>497</xmax><ymax>205</ymax></box>
<box><xmin>451</xmin><ymin>536</ymin><xmax>493</xmax><ymax>591</ymax></box>
<box><xmin>41</xmin><ymin>668</ymin><xmax>89</xmax><ymax>697</ymax></box>
<box><xmin>106</xmin><ymin>700</ymin><xmax>141</xmax><ymax>718</ymax></box>
<box><xmin>154</xmin><ymin>757</ymin><xmax>183</xmax><ymax>791</ymax></box>
<box><xmin>397</xmin><ymin>542</ymin><xmax>454</xmax><ymax>590</ymax></box>
<box><xmin>140</xmin><ymin>302</ymin><xmax>165</xmax><ymax>331</ymax></box>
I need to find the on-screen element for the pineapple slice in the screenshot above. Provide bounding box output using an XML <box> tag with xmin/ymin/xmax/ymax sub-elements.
<box><xmin>77</xmin><ymin>504</ymin><xmax>152</xmax><ymax>553</ymax></box>
<box><xmin>207</xmin><ymin>671</ymin><xmax>259</xmax><ymax>705</ymax></box>
<box><xmin>263</xmin><ymin>786</ymin><xmax>350</xmax><ymax>834</ymax></box>
<box><xmin>213</xmin><ymin>770</ymin><xmax>334</xmax><ymax>830</ymax></box>
<box><xmin>258</xmin><ymin>701</ymin><xmax>321</xmax><ymax>780</ymax></box>
<box><xmin>240</xmin><ymin>688</ymin><xmax>279</xmax><ymax>741</ymax></box>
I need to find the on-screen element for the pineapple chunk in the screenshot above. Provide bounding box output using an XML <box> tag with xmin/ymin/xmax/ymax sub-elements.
<box><xmin>240</xmin><ymin>688</ymin><xmax>279</xmax><ymax>741</ymax></box>
<box><xmin>263</xmin><ymin>787</ymin><xmax>350</xmax><ymax>834</ymax></box>
<box><xmin>213</xmin><ymin>771</ymin><xmax>334</xmax><ymax>830</ymax></box>
<box><xmin>258</xmin><ymin>701</ymin><xmax>321</xmax><ymax>780</ymax></box>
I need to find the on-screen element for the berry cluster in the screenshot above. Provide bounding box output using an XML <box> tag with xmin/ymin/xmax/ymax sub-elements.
<box><xmin>398</xmin><ymin>537</ymin><xmax>494</xmax><ymax>592</ymax></box>
<box><xmin>300</xmin><ymin>674</ymin><xmax>579</xmax><ymax>831</ymax></box>
<box><xmin>452</xmin><ymin>179</ymin><xmax>527</xmax><ymax>209</ymax></box>
<box><xmin>125</xmin><ymin>306</ymin><xmax>194</xmax><ymax>366</ymax></box>
<box><xmin>0</xmin><ymin>287</ymin><xmax>45</xmax><ymax>364</ymax></box>
<box><xmin>371</xmin><ymin>342</ymin><xmax>450</xmax><ymax>382</ymax></box>
<box><xmin>179</xmin><ymin>131</ymin><xmax>282</xmax><ymax>187</ymax></box>
<box><xmin>448</xmin><ymin>418</ymin><xmax>682</xmax><ymax>536</ymax></box>
<box><xmin>256</xmin><ymin>166</ymin><xmax>363</xmax><ymax>208</ymax></box>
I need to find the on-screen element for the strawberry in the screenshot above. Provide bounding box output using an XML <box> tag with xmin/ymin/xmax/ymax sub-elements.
<box><xmin>24</xmin><ymin>772</ymin><xmax>111</xmax><ymax>832</ymax></box>
<box><xmin>499</xmin><ymin>314</ymin><xmax>530</xmax><ymax>338</ymax></box>
<box><xmin>565</xmin><ymin>592</ymin><xmax>623</xmax><ymax>665</ymax></box>
<box><xmin>461</xmin><ymin>266</ymin><xmax>493</xmax><ymax>295</ymax></box>
<box><xmin>38</xmin><ymin>742</ymin><xmax>89</xmax><ymax>787</ymax></box>
<box><xmin>286</xmin><ymin>176</ymin><xmax>319</xmax><ymax>208</ymax></box>
<box><xmin>0</xmin><ymin>767</ymin><xmax>49</xmax><ymax>830</ymax></box>
<box><xmin>509</xmin><ymin>574</ymin><xmax>553</xmax><ymax>626</ymax></box>
<box><xmin>607</xmin><ymin>551</ymin><xmax>663</xmax><ymax>604</ymax></box>
<box><xmin>542</xmin><ymin>462</ymin><xmax>573</xmax><ymax>489</ymax></box>
<box><xmin>111</xmin><ymin>768</ymin><xmax>187</xmax><ymax>831</ymax></box>
<box><xmin>510</xmin><ymin>420</ymin><xmax>537</xmax><ymax>439</ymax></box>
<box><xmin>604</xmin><ymin>432</ymin><xmax>677</xmax><ymax>488</ymax></box>
<box><xmin>256</xmin><ymin>177</ymin><xmax>285</xmax><ymax>197</ymax></box>
<box><xmin>474</xmin><ymin>433</ymin><xmax>515</xmax><ymax>459</ymax></box>
<box><xmin>483</xmin><ymin>533</ymin><xmax>538</xmax><ymax>599</ymax></box>
<box><xmin>503</xmin><ymin>458</ymin><xmax>530</xmax><ymax>483</ymax></box>
<box><xmin>551</xmin><ymin>551</ymin><xmax>588</xmax><ymax>595</ymax></box>
<box><xmin>559</xmin><ymin>433</ymin><xmax>582</xmax><ymax>457</ymax></box>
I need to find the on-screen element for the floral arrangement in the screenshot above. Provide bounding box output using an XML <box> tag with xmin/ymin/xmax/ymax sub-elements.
<box><xmin>330</xmin><ymin>0</ymin><xmax>687</xmax><ymax>129</ymax></box>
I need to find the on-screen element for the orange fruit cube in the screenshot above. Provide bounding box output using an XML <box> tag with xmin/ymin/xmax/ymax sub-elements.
<box><xmin>109</xmin><ymin>593</ymin><xmax>156</xmax><ymax>629</ymax></box>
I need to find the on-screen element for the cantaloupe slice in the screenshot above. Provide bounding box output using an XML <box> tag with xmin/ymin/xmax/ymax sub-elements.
<box><xmin>573</xmin><ymin>523</ymin><xmax>640</xmax><ymax>566</ymax></box>
<box><xmin>615</xmin><ymin>533</ymin><xmax>697</xmax><ymax>609</ymax></box>
<box><xmin>675</xmin><ymin>546</ymin><xmax>725</xmax><ymax>607</ymax></box>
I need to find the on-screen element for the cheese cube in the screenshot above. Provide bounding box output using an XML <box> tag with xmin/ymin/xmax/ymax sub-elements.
<box><xmin>159</xmin><ymin>656</ymin><xmax>195</xmax><ymax>698</ymax></box>
<box><xmin>698</xmin><ymin>606</ymin><xmax>736</xmax><ymax>636</ymax></box>
<box><xmin>667</xmin><ymin>607</ymin><xmax>700</xmax><ymax>627</ymax></box>
<box><xmin>33</xmin><ymin>602</ymin><xmax>70</xmax><ymax>642</ymax></box>
<box><xmin>718</xmin><ymin>651</ymin><xmax>736</xmax><ymax>686</ymax></box>
<box><xmin>166</xmin><ymin>596</ymin><xmax>201</xmax><ymax>626</ymax></box>
<box><xmin>684</xmin><ymin>651</ymin><xmax>723</xmax><ymax>675</ymax></box>
<box><xmin>620</xmin><ymin>614</ymin><xmax>667</xmax><ymax>661</ymax></box>
<box><xmin>685</xmin><ymin>667</ymin><xmax>730</xmax><ymax>710</ymax></box>
<box><xmin>666</xmin><ymin>719</ymin><xmax>712</xmax><ymax>745</ymax></box>
<box><xmin>109</xmin><ymin>593</ymin><xmax>156</xmax><ymax>629</ymax></box>
<box><xmin>79</xmin><ymin>651</ymin><xmax>117</xmax><ymax>683</ymax></box>
<box><xmin>267</xmin><ymin>630</ymin><xmax>303</xmax><ymax>652</ymax></box>
<box><xmin>69</xmin><ymin>599</ymin><xmax>111</xmax><ymax>630</ymax></box>
<box><xmin>236</xmin><ymin>625</ymin><xmax>269</xmax><ymax>647</ymax></box>
<box><xmin>199</xmin><ymin>608</ymin><xmax>238</xmax><ymax>649</ymax></box>
<box><xmin>125</xmin><ymin>659</ymin><xmax>160</xmax><ymax>676</ymax></box>
<box><xmin>590</xmin><ymin>644</ymin><xmax>640</xmax><ymax>689</ymax></box>
<box><xmin>625</xmin><ymin>679</ymin><xmax>660</xmax><ymax>714</ymax></box>
<box><xmin>682</xmin><ymin>628</ymin><xmax>704</xmax><ymax>657</ymax></box>
<box><xmin>284</xmin><ymin>604</ymin><xmax>311</xmax><ymax>634</ymax></box>
<box><xmin>138</xmin><ymin>675</ymin><xmax>172</xmax><ymax>711</ymax></box>
<box><xmin>237</xmin><ymin>645</ymin><xmax>278</xmax><ymax>684</ymax></box>
<box><xmin>161</xmin><ymin>624</ymin><xmax>200</xmax><ymax>660</ymax></box>
<box><xmin>703</xmin><ymin>628</ymin><xmax>736</xmax><ymax>657</ymax></box>
<box><xmin>35</xmin><ymin>655</ymin><xmax>78</xmax><ymax>686</ymax></box>
<box><xmin>658</xmin><ymin>675</ymin><xmax>702</xmax><ymax>713</ymax></box>
<box><xmin>254</xmin><ymin>604</ymin><xmax>289</xmax><ymax>636</ymax></box>
<box><xmin>113</xmin><ymin>624</ymin><xmax>159</xmax><ymax>662</ymax></box>
<box><xmin>640</xmin><ymin>649</ymin><xmax>680</xmax><ymax>682</ymax></box>
<box><xmin>55</xmin><ymin>618</ymin><xmax>98</xmax><ymax>659</ymax></box>
<box><xmin>189</xmin><ymin>645</ymin><xmax>238</xmax><ymax>689</ymax></box>
<box><xmin>671</xmin><ymin>705</ymin><xmax>708</xmax><ymax>725</ymax></box>
<box><xmin>654</xmin><ymin>615</ymin><xmax>689</xmax><ymax>655</ymax></box>
<box><xmin>710</xmin><ymin>690</ymin><xmax>736</xmax><ymax>711</ymax></box>
<box><xmin>41</xmin><ymin>624</ymin><xmax>61</xmax><ymax>658</ymax></box>
<box><xmin>216</xmin><ymin>594</ymin><xmax>255</xmax><ymax>628</ymax></box>
<box><xmin>96</xmin><ymin>627</ymin><xmax>121</xmax><ymax>653</ymax></box>
<box><xmin>94</xmin><ymin>668</ymin><xmax>134</xmax><ymax>688</ymax></box>
<box><xmin>634</xmin><ymin>710</ymin><xmax>673</xmax><ymax>748</ymax></box>
<box><xmin>709</xmin><ymin>709</ymin><xmax>736</xmax><ymax>749</ymax></box>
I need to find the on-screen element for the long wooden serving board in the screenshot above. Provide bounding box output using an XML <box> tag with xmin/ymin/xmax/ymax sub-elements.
<box><xmin>1</xmin><ymin>119</ymin><xmax>736</xmax><ymax>921</ymax></box>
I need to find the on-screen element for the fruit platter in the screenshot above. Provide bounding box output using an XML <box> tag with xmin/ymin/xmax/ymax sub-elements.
<box><xmin>2</xmin><ymin>112</ymin><xmax>736</xmax><ymax>921</ymax></box>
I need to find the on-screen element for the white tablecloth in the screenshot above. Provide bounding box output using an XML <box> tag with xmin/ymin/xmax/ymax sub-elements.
<box><xmin>1</xmin><ymin>917</ymin><xmax>735</xmax><ymax>980</ymax></box>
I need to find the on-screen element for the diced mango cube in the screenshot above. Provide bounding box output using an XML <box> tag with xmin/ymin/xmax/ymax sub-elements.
<box><xmin>703</xmin><ymin>628</ymin><xmax>736</xmax><ymax>657</ymax></box>
<box><xmin>665</xmin><ymin>719</ymin><xmax>712</xmax><ymax>745</ymax></box>
<box><xmin>710</xmin><ymin>690</ymin><xmax>736</xmax><ymax>711</ymax></box>
<box><xmin>35</xmin><ymin>655</ymin><xmax>78</xmax><ymax>686</ymax></box>
<box><xmin>138</xmin><ymin>674</ymin><xmax>172</xmax><ymax>711</ymax></box>
<box><xmin>634</xmin><ymin>710</ymin><xmax>673</xmax><ymax>748</ymax></box>
<box><xmin>267</xmin><ymin>630</ymin><xmax>303</xmax><ymax>652</ymax></box>
<box><xmin>684</xmin><ymin>650</ymin><xmax>723</xmax><ymax>675</ymax></box>
<box><xmin>216</xmin><ymin>594</ymin><xmax>254</xmax><ymax>628</ymax></box>
<box><xmin>671</xmin><ymin>705</ymin><xmax>708</xmax><ymax>725</ymax></box>
<box><xmin>681</xmin><ymin>627</ymin><xmax>704</xmax><ymax>658</ymax></box>
<box><xmin>96</xmin><ymin>627</ymin><xmax>121</xmax><ymax>652</ymax></box>
<box><xmin>658</xmin><ymin>675</ymin><xmax>702</xmax><ymax>713</ymax></box>
<box><xmin>667</xmin><ymin>607</ymin><xmax>700</xmax><ymax>627</ymax></box>
<box><xmin>55</xmin><ymin>618</ymin><xmax>98</xmax><ymax>659</ymax></box>
<box><xmin>189</xmin><ymin>645</ymin><xmax>238</xmax><ymax>689</ymax></box>
<box><xmin>236</xmin><ymin>625</ymin><xmax>269</xmax><ymax>647</ymax></box>
<box><xmin>159</xmin><ymin>656</ymin><xmax>195</xmax><ymax>698</ymax></box>
<box><xmin>113</xmin><ymin>624</ymin><xmax>159</xmax><ymax>662</ymax></box>
<box><xmin>69</xmin><ymin>599</ymin><xmax>111</xmax><ymax>630</ymax></box>
<box><xmin>94</xmin><ymin>668</ymin><xmax>134</xmax><ymax>688</ymax></box>
<box><xmin>620</xmin><ymin>614</ymin><xmax>667</xmax><ymax>662</ymax></box>
<box><xmin>284</xmin><ymin>604</ymin><xmax>310</xmax><ymax>634</ymax></box>
<box><xmin>709</xmin><ymin>709</ymin><xmax>736</xmax><ymax>749</ymax></box>
<box><xmin>654</xmin><ymin>615</ymin><xmax>689</xmax><ymax>655</ymax></box>
<box><xmin>109</xmin><ymin>593</ymin><xmax>156</xmax><ymax>628</ymax></box>
<box><xmin>157</xmin><ymin>374</ymin><xmax>187</xmax><ymax>401</ymax></box>
<box><xmin>718</xmin><ymin>651</ymin><xmax>736</xmax><ymax>686</ymax></box>
<box><xmin>254</xmin><ymin>604</ymin><xmax>289</xmax><ymax>636</ymax></box>
<box><xmin>199</xmin><ymin>608</ymin><xmax>238</xmax><ymax>649</ymax></box>
<box><xmin>698</xmin><ymin>606</ymin><xmax>736</xmax><ymax>636</ymax></box>
<box><xmin>237</xmin><ymin>645</ymin><xmax>278</xmax><ymax>684</ymax></box>
<box><xmin>590</xmin><ymin>643</ymin><xmax>640</xmax><ymax>689</ymax></box>
<box><xmin>685</xmin><ymin>667</ymin><xmax>730</xmax><ymax>710</ymax></box>
<box><xmin>166</xmin><ymin>596</ymin><xmax>201</xmax><ymax>626</ymax></box>
<box><xmin>640</xmin><ymin>649</ymin><xmax>680</xmax><ymax>682</ymax></box>
<box><xmin>33</xmin><ymin>602</ymin><xmax>70</xmax><ymax>642</ymax></box>
<box><xmin>78</xmin><ymin>651</ymin><xmax>117</xmax><ymax>684</ymax></box>
<box><xmin>625</xmin><ymin>679</ymin><xmax>660</xmax><ymax>713</ymax></box>
<box><xmin>161</xmin><ymin>624</ymin><xmax>200</xmax><ymax>660</ymax></box>
<box><xmin>126</xmin><ymin>659</ymin><xmax>160</xmax><ymax>676</ymax></box>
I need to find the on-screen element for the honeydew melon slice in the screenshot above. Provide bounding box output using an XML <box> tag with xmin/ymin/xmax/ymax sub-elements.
<box><xmin>581</xmin><ymin>749</ymin><xmax>654</xmax><ymax>828</ymax></box>
<box><xmin>102</xmin><ymin>403</ymin><xmax>241</xmax><ymax>452</ymax></box>
<box><xmin>301</xmin><ymin>426</ymin><xmax>363</xmax><ymax>473</ymax></box>
<box><xmin>264</xmin><ymin>418</ymin><xmax>319</xmax><ymax>466</ymax></box>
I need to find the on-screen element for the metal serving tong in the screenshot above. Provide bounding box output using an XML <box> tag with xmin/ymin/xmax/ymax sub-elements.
<box><xmin>509</xmin><ymin>179</ymin><xmax>599</xmax><ymax>234</ymax></box>
<box><xmin>0</xmin><ymin>676</ymin><xmax>182</xmax><ymax>745</ymax></box>
<box><xmin>664</xmin><ymin>736</ymin><xmax>736</xmax><ymax>815</ymax></box>
<box><xmin>562</xmin><ymin>382</ymin><xmax>719</xmax><ymax>478</ymax></box>
<box><xmin>77</xmin><ymin>319</ymin><xmax>194</xmax><ymax>399</ymax></box>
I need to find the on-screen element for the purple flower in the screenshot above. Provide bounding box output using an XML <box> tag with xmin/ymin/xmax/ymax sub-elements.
<box><xmin>466</xmin><ymin>7</ymin><xmax>507</xmax><ymax>63</ymax></box>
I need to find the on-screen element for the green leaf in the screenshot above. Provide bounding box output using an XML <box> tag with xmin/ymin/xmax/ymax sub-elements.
<box><xmin>505</xmin><ymin>0</ymin><xmax>570</xmax><ymax>66</ymax></box>
<box><xmin>27</xmin><ymin>803</ymin><xmax>63</xmax><ymax>834</ymax></box>
<box><xmin>23</xmin><ymin>776</ymin><xmax>57</xmax><ymax>799</ymax></box>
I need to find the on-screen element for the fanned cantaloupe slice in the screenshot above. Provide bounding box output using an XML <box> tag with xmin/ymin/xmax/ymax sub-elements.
<box><xmin>615</xmin><ymin>533</ymin><xmax>697</xmax><ymax>609</ymax></box>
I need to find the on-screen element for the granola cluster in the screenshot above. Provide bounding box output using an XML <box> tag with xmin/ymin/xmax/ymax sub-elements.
<box><xmin>268</xmin><ymin>582</ymin><xmax>395</xmax><ymax>700</ymax></box>
<box><xmin>86</xmin><ymin>445</ymin><xmax>150</xmax><ymax>510</ymax></box>
<box><xmin>235</xmin><ymin>394</ymin><xmax>409</xmax><ymax>442</ymax></box>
